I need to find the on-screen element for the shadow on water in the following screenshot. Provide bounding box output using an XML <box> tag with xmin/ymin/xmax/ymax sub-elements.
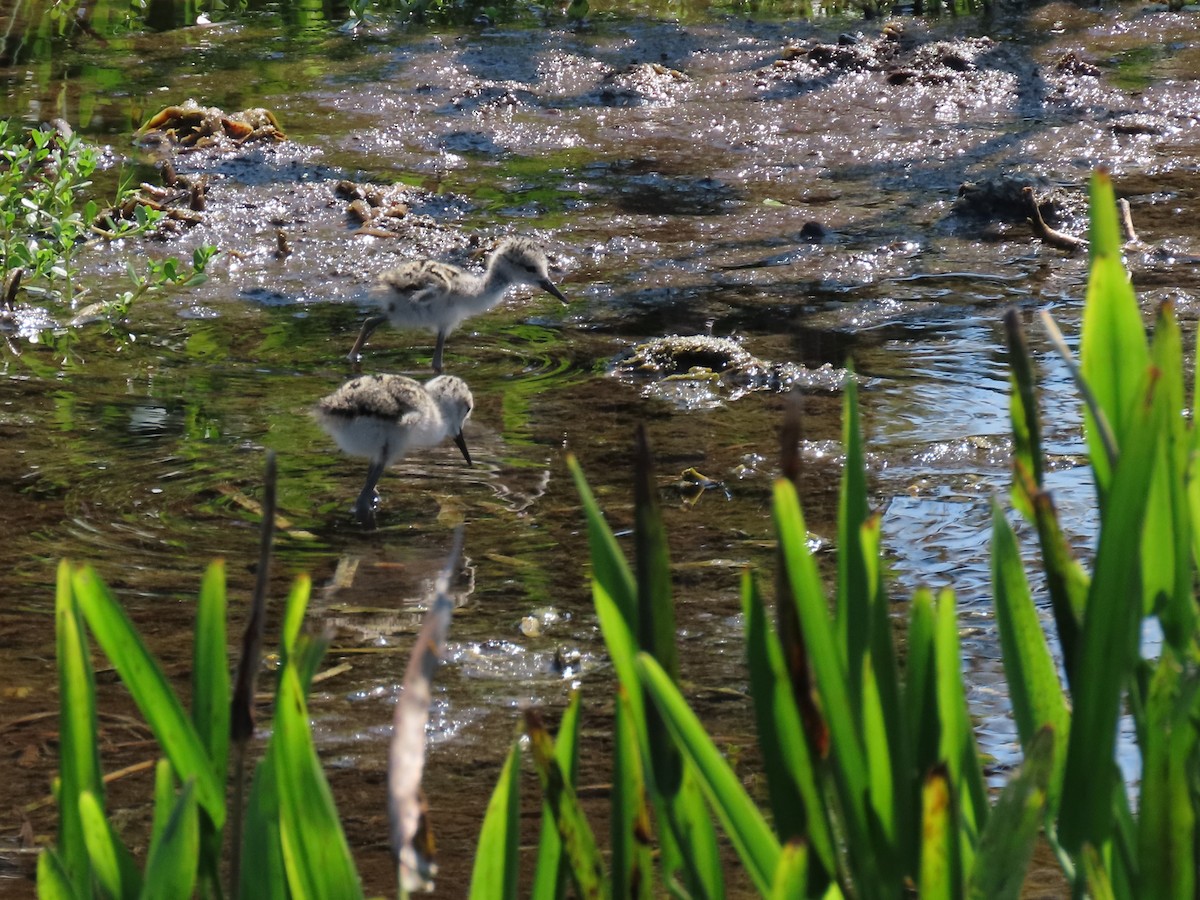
<box><xmin>3</xmin><ymin>0</ymin><xmax>1200</xmax><ymax>893</ymax></box>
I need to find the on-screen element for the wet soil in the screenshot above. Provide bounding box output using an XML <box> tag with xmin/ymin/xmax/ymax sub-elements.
<box><xmin>3</xmin><ymin>1</ymin><xmax>1200</xmax><ymax>894</ymax></box>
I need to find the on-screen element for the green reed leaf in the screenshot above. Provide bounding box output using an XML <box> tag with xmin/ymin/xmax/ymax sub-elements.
<box><xmin>990</xmin><ymin>502</ymin><xmax>1069</xmax><ymax>814</ymax></box>
<box><xmin>274</xmin><ymin>665</ymin><xmax>363</xmax><ymax>900</ymax></box>
<box><xmin>637</xmin><ymin>652</ymin><xmax>780</xmax><ymax>895</ymax></box>
<box><xmin>55</xmin><ymin>561</ymin><xmax>101</xmax><ymax>895</ymax></box>
<box><xmin>470</xmin><ymin>740</ymin><xmax>522</xmax><ymax>900</ymax></box>
<box><xmin>531</xmin><ymin>690</ymin><xmax>585</xmax><ymax>900</ymax></box>
<box><xmin>71</xmin><ymin>566</ymin><xmax>225</xmax><ymax>828</ymax></box>
<box><xmin>967</xmin><ymin>726</ymin><xmax>1053</xmax><ymax>900</ymax></box>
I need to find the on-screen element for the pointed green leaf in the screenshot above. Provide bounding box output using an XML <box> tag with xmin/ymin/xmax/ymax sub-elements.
<box><xmin>525</xmin><ymin>709</ymin><xmax>606</xmax><ymax>899</ymax></box>
<box><xmin>469</xmin><ymin>740</ymin><xmax>522</xmax><ymax>900</ymax></box>
<box><xmin>532</xmin><ymin>690</ymin><xmax>585</xmax><ymax>900</ymax></box>
<box><xmin>918</xmin><ymin>767</ymin><xmax>957</xmax><ymax>900</ymax></box>
<box><xmin>743</xmin><ymin>570</ymin><xmax>835</xmax><ymax>879</ymax></box>
<box><xmin>933</xmin><ymin>590</ymin><xmax>987</xmax><ymax>858</ymax></box>
<box><xmin>967</xmin><ymin>727</ymin><xmax>1053</xmax><ymax>900</ymax></box>
<box><xmin>609</xmin><ymin>687</ymin><xmax>653</xmax><ymax>900</ymax></box>
<box><xmin>1080</xmin><ymin>172</ymin><xmax>1150</xmax><ymax>494</ymax></box>
<box><xmin>71</xmin><ymin>566</ymin><xmax>225</xmax><ymax>828</ymax></box>
<box><xmin>37</xmin><ymin>848</ymin><xmax>81</xmax><ymax>900</ymax></box>
<box><xmin>55</xmin><ymin>561</ymin><xmax>101</xmax><ymax>894</ymax></box>
<box><xmin>140</xmin><ymin>779</ymin><xmax>199</xmax><ymax>900</ymax></box>
<box><xmin>1058</xmin><ymin>368</ymin><xmax>1161</xmax><ymax>855</ymax></box>
<box><xmin>637</xmin><ymin>652</ymin><xmax>780</xmax><ymax>895</ymax></box>
<box><xmin>273</xmin><ymin>666</ymin><xmax>363</xmax><ymax>899</ymax></box>
<box><xmin>770</xmin><ymin>840</ymin><xmax>809</xmax><ymax>900</ymax></box>
<box><xmin>989</xmin><ymin>503</ymin><xmax>1069</xmax><ymax>813</ymax></box>
<box><xmin>79</xmin><ymin>789</ymin><xmax>140</xmax><ymax>900</ymax></box>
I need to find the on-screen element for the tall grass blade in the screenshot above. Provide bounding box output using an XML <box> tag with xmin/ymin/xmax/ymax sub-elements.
<box><xmin>78</xmin><ymin>789</ymin><xmax>141</xmax><ymax>900</ymax></box>
<box><xmin>1144</xmin><ymin>304</ymin><xmax>1193</xmax><ymax>642</ymax></box>
<box><xmin>633</xmin><ymin>426</ymin><xmax>683</xmax><ymax>797</ymax></box>
<box><xmin>836</xmin><ymin>371</ymin><xmax>870</xmax><ymax>700</ymax></box>
<box><xmin>989</xmin><ymin>502</ymin><xmax>1069</xmax><ymax>812</ymax></box>
<box><xmin>918</xmin><ymin>767</ymin><xmax>957</xmax><ymax>900</ymax></box>
<box><xmin>905</xmin><ymin>589</ymin><xmax>939</xmax><ymax>792</ymax></box>
<box><xmin>390</xmin><ymin>528</ymin><xmax>462</xmax><ymax>894</ymax></box>
<box><xmin>637</xmin><ymin>652</ymin><xmax>780</xmax><ymax>895</ymax></box>
<box><xmin>237</xmin><ymin>755</ymin><xmax>286</xmax><ymax>900</ymax></box>
<box><xmin>933</xmin><ymin>589</ymin><xmax>987</xmax><ymax>860</ymax></box>
<box><xmin>469</xmin><ymin>740</ymin><xmax>522</xmax><ymax>900</ymax></box>
<box><xmin>525</xmin><ymin>708</ymin><xmax>606</xmax><ymax>900</ymax></box>
<box><xmin>743</xmin><ymin>570</ymin><xmax>835</xmax><ymax>880</ymax></box>
<box><xmin>774</xmin><ymin>479</ymin><xmax>878</xmax><ymax>883</ymax></box>
<box><xmin>192</xmin><ymin>560</ymin><xmax>230</xmax><ymax>777</ymax></box>
<box><xmin>70</xmin><ymin>566</ymin><xmax>225</xmax><ymax>828</ymax></box>
<box><xmin>1082</xmin><ymin>844</ymin><xmax>1116</xmax><ymax>900</ymax></box>
<box><xmin>967</xmin><ymin>726</ymin><xmax>1053</xmax><ymax>900</ymax></box>
<box><xmin>141</xmin><ymin>778</ymin><xmax>200</xmax><ymax>900</ymax></box>
<box><xmin>770</xmin><ymin>841</ymin><xmax>809</xmax><ymax>900</ymax></box>
<box><xmin>54</xmin><ymin>560</ymin><xmax>101</xmax><ymax>894</ymax></box>
<box><xmin>609</xmin><ymin>687</ymin><xmax>654</xmax><ymax>900</ymax></box>
<box><xmin>1136</xmin><ymin>649</ymin><xmax>1198</xmax><ymax>899</ymax></box>
<box><xmin>274</xmin><ymin>665</ymin><xmax>364</xmax><ymax>900</ymax></box>
<box><xmin>1058</xmin><ymin>369</ymin><xmax>1161</xmax><ymax>855</ymax></box>
<box><xmin>1080</xmin><ymin>172</ymin><xmax>1150</xmax><ymax>497</ymax></box>
<box><xmin>36</xmin><ymin>848</ymin><xmax>79</xmax><ymax>900</ymax></box>
<box><xmin>531</xmin><ymin>689</ymin><xmax>585</xmax><ymax>900</ymax></box>
<box><xmin>192</xmin><ymin>560</ymin><xmax>229</xmax><ymax>895</ymax></box>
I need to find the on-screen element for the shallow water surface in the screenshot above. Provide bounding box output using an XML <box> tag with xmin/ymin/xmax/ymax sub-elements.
<box><xmin>3</xmin><ymin>2</ymin><xmax>1200</xmax><ymax>893</ymax></box>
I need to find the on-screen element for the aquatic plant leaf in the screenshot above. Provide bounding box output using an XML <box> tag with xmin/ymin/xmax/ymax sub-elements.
<box><xmin>36</xmin><ymin>848</ymin><xmax>78</xmax><ymax>900</ymax></box>
<box><xmin>192</xmin><ymin>561</ymin><xmax>229</xmax><ymax>894</ymax></box>
<box><xmin>79</xmin><ymin>789</ymin><xmax>141</xmax><ymax>900</ymax></box>
<box><xmin>150</xmin><ymin>758</ymin><xmax>175</xmax><ymax>855</ymax></box>
<box><xmin>54</xmin><ymin>560</ymin><xmax>101</xmax><ymax>894</ymax></box>
<box><xmin>1136</xmin><ymin>648</ymin><xmax>1198</xmax><ymax>899</ymax></box>
<box><xmin>837</xmin><ymin>369</ymin><xmax>870</xmax><ymax>700</ymax></box>
<box><xmin>860</xmin><ymin>652</ymin><xmax>897</xmax><ymax>870</ymax></box>
<box><xmin>193</xmin><ymin>560</ymin><xmax>229</xmax><ymax>775</ymax></box>
<box><xmin>1080</xmin><ymin>172</ymin><xmax>1150</xmax><ymax>496</ymax></box>
<box><xmin>237</xmin><ymin>753</ymin><xmax>286</xmax><ymax>900</ymax></box>
<box><xmin>1143</xmin><ymin>304</ymin><xmax>1194</xmax><ymax>645</ymax></box>
<box><xmin>917</xmin><ymin>767</ymin><xmax>956</xmax><ymax>900</ymax></box>
<box><xmin>274</xmin><ymin>665</ymin><xmax>364</xmax><ymax>900</ymax></box>
<box><xmin>989</xmin><ymin>502</ymin><xmax>1069</xmax><ymax>813</ymax></box>
<box><xmin>532</xmin><ymin>690</ymin><xmax>586</xmax><ymax>900</ymax></box>
<box><xmin>774</xmin><ymin>480</ymin><xmax>880</xmax><ymax>882</ymax></box>
<box><xmin>967</xmin><ymin>726</ymin><xmax>1053</xmax><ymax>900</ymax></box>
<box><xmin>70</xmin><ymin>566</ymin><xmax>225</xmax><ymax>828</ymax></box>
<box><xmin>390</xmin><ymin>529</ymin><xmax>461</xmax><ymax>894</ymax></box>
<box><xmin>769</xmin><ymin>840</ymin><xmax>809</xmax><ymax>900</ymax></box>
<box><xmin>609</xmin><ymin>688</ymin><xmax>654</xmax><ymax>900</ymax></box>
<box><xmin>141</xmin><ymin>778</ymin><xmax>199</xmax><ymax>900</ymax></box>
<box><xmin>525</xmin><ymin>709</ymin><xmax>606</xmax><ymax>899</ymax></box>
<box><xmin>568</xmin><ymin>453</ymin><xmax>636</xmax><ymax>627</ymax></box>
<box><xmin>904</xmin><ymin>589</ymin><xmax>939</xmax><ymax>786</ymax></box>
<box><xmin>633</xmin><ymin>426</ymin><xmax>683</xmax><ymax>797</ymax></box>
<box><xmin>933</xmin><ymin>589</ymin><xmax>988</xmax><ymax>862</ymax></box>
<box><xmin>1058</xmin><ymin>367</ymin><xmax>1161</xmax><ymax>855</ymax></box>
<box><xmin>743</xmin><ymin>570</ymin><xmax>835</xmax><ymax>880</ymax></box>
<box><xmin>637</xmin><ymin>652</ymin><xmax>781</xmax><ymax>895</ymax></box>
<box><xmin>469</xmin><ymin>740</ymin><xmax>521</xmax><ymax>900</ymax></box>
<box><xmin>1081</xmin><ymin>844</ymin><xmax>1116</xmax><ymax>900</ymax></box>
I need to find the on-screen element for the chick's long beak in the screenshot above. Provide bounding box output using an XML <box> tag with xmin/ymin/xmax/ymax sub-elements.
<box><xmin>539</xmin><ymin>278</ymin><xmax>568</xmax><ymax>306</ymax></box>
<box><xmin>454</xmin><ymin>430</ymin><xmax>473</xmax><ymax>466</ymax></box>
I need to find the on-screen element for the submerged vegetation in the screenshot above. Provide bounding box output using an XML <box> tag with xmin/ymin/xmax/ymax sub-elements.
<box><xmin>36</xmin><ymin>176</ymin><xmax>1200</xmax><ymax>896</ymax></box>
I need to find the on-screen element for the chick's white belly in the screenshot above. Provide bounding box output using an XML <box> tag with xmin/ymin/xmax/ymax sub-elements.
<box><xmin>320</xmin><ymin>416</ymin><xmax>410</xmax><ymax>464</ymax></box>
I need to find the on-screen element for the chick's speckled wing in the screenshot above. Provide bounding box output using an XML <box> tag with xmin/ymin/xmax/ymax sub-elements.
<box><xmin>316</xmin><ymin>375</ymin><xmax>429</xmax><ymax>424</ymax></box>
